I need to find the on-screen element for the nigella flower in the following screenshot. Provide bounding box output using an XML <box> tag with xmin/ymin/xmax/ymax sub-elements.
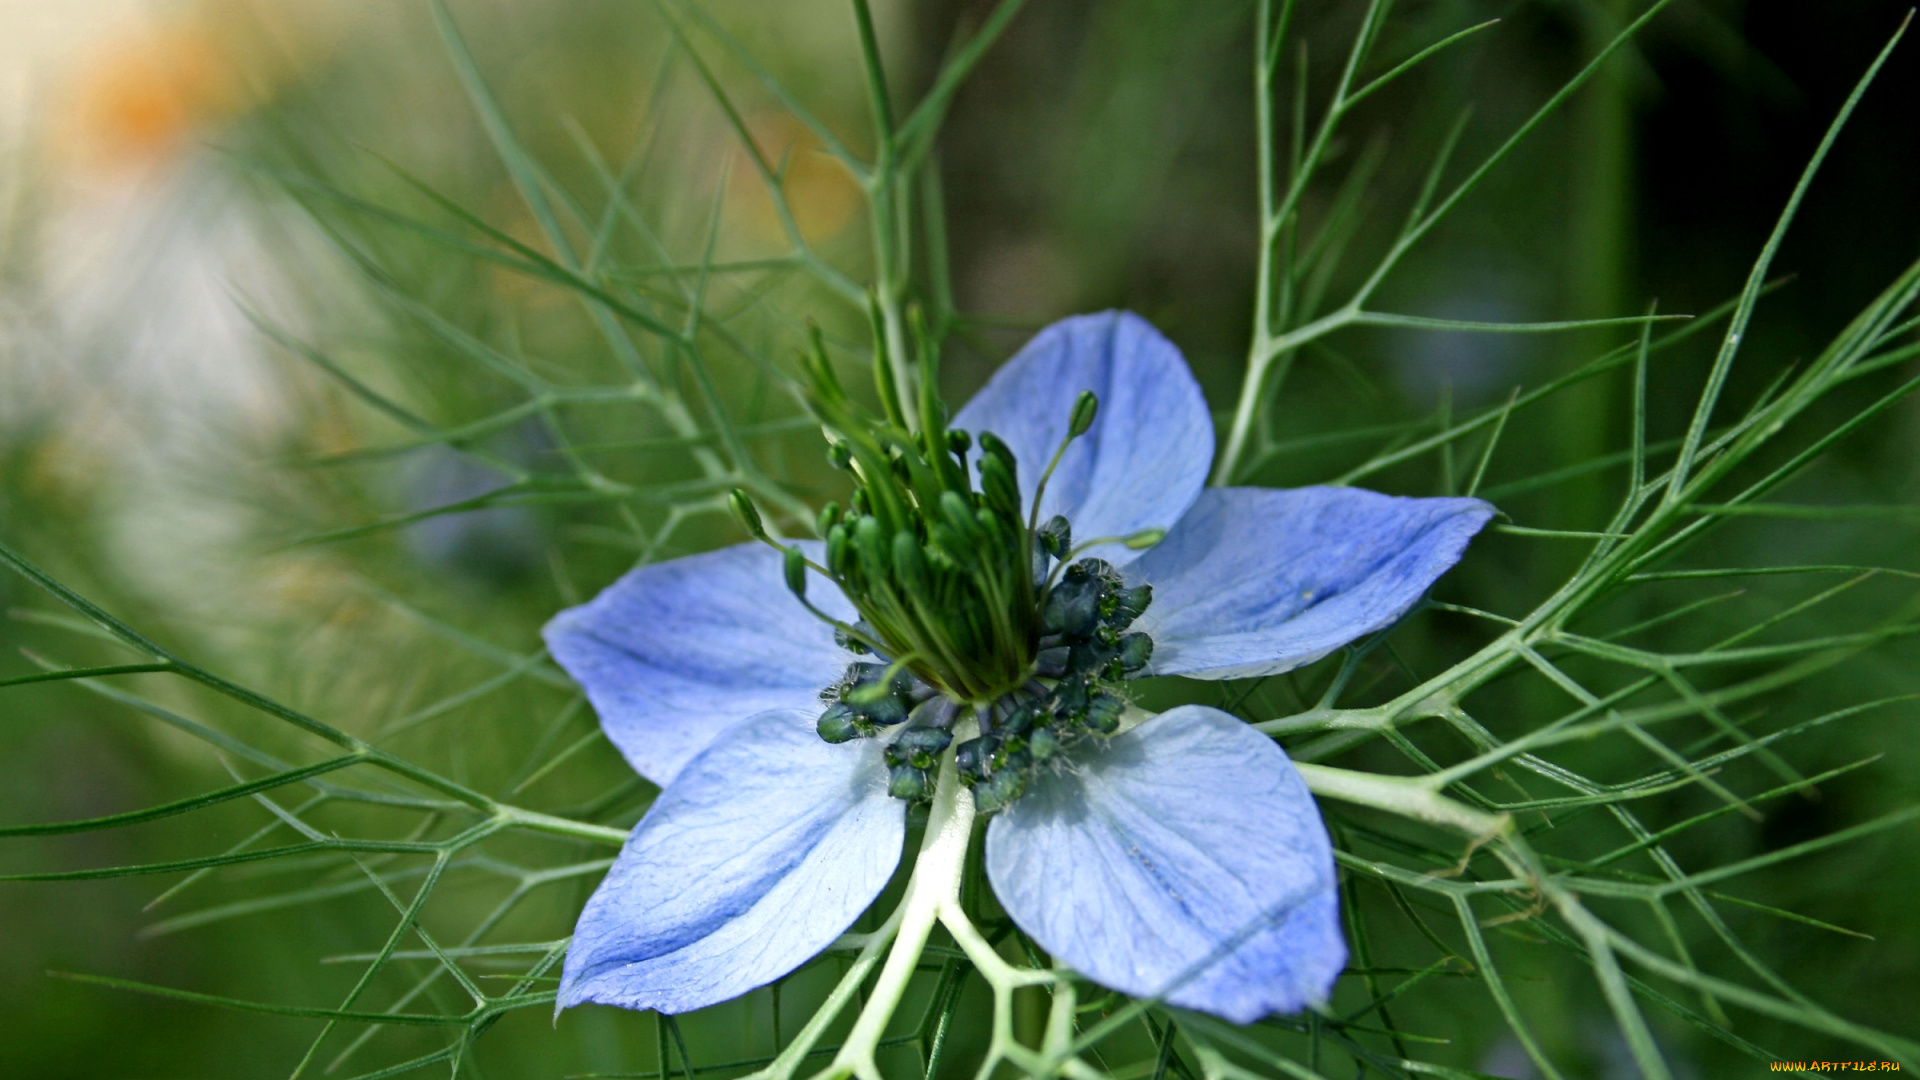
<box><xmin>545</xmin><ymin>312</ymin><xmax>1493</xmax><ymax>1023</ymax></box>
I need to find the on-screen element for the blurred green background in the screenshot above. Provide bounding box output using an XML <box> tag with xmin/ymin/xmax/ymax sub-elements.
<box><xmin>0</xmin><ymin>1</ymin><xmax>1916</xmax><ymax>1077</ymax></box>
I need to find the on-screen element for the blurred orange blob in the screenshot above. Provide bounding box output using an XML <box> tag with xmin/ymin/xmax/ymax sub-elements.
<box><xmin>58</xmin><ymin>23</ymin><xmax>245</xmax><ymax>170</ymax></box>
<box><xmin>730</xmin><ymin>111</ymin><xmax>861</xmax><ymax>248</ymax></box>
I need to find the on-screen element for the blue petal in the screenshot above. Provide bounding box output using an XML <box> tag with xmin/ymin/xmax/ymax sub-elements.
<box><xmin>953</xmin><ymin>311</ymin><xmax>1212</xmax><ymax>565</ymax></box>
<box><xmin>1130</xmin><ymin>487</ymin><xmax>1494</xmax><ymax>680</ymax></box>
<box><xmin>985</xmin><ymin>705</ymin><xmax>1344</xmax><ymax>1023</ymax></box>
<box><xmin>559</xmin><ymin>708</ymin><xmax>905</xmax><ymax>1015</ymax></box>
<box><xmin>544</xmin><ymin>542</ymin><xmax>855</xmax><ymax>786</ymax></box>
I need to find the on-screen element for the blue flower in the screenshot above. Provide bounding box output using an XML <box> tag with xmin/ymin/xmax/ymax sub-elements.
<box><xmin>545</xmin><ymin>311</ymin><xmax>1493</xmax><ymax>1024</ymax></box>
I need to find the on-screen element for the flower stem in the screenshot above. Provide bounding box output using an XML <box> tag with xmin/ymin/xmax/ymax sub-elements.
<box><xmin>825</xmin><ymin>742</ymin><xmax>977</xmax><ymax>1080</ymax></box>
<box><xmin>1294</xmin><ymin>762</ymin><xmax>1509</xmax><ymax>839</ymax></box>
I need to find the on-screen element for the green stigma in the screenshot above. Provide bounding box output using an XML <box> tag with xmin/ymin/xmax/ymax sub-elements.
<box><xmin>783</xmin><ymin>310</ymin><xmax>1058</xmax><ymax>704</ymax></box>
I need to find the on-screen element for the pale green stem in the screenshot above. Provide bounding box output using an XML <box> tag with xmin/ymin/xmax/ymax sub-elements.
<box><xmin>820</xmin><ymin>746</ymin><xmax>976</xmax><ymax>1080</ymax></box>
<box><xmin>1295</xmin><ymin>762</ymin><xmax>1510</xmax><ymax>840</ymax></box>
<box><xmin>492</xmin><ymin>805</ymin><xmax>630</xmax><ymax>847</ymax></box>
<box><xmin>744</xmin><ymin>904</ymin><xmax>903</xmax><ymax>1080</ymax></box>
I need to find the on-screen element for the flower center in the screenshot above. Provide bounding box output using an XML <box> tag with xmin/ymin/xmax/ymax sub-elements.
<box><xmin>729</xmin><ymin>318</ymin><xmax>1159</xmax><ymax>809</ymax></box>
<box><xmin>815</xmin><ymin>542</ymin><xmax>1155</xmax><ymax>809</ymax></box>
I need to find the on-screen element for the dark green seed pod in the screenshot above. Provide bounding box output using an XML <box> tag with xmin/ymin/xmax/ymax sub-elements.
<box><xmin>1042</xmin><ymin>572</ymin><xmax>1103</xmax><ymax>640</ymax></box>
<box><xmin>973</xmin><ymin>767</ymin><xmax>1028</xmax><ymax>814</ymax></box>
<box><xmin>1111</xmin><ymin>584</ymin><xmax>1152</xmax><ymax>624</ymax></box>
<box><xmin>1052</xmin><ymin>675</ymin><xmax>1090</xmax><ymax>716</ymax></box>
<box><xmin>998</xmin><ymin>703</ymin><xmax>1037</xmax><ymax>737</ymax></box>
<box><xmin>858</xmin><ymin>691</ymin><xmax>908</xmax><ymax>727</ymax></box>
<box><xmin>898</xmin><ymin>722</ymin><xmax>960</xmax><ymax>749</ymax></box>
<box><xmin>834</xmin><ymin>623</ymin><xmax>871</xmax><ymax>655</ymax></box>
<box><xmin>955</xmin><ymin>736</ymin><xmax>996</xmax><ymax>782</ymax></box>
<box><xmin>1038</xmin><ymin>515</ymin><xmax>1072</xmax><ymax>559</ymax></box>
<box><xmin>1029</xmin><ymin>725</ymin><xmax>1061</xmax><ymax>760</ymax></box>
<box><xmin>888</xmin><ymin>764</ymin><xmax>932</xmax><ymax>801</ymax></box>
<box><xmin>998</xmin><ymin>744</ymin><xmax>1033</xmax><ymax>774</ymax></box>
<box><xmin>817</xmin><ymin>703</ymin><xmax>861</xmax><ymax>743</ymax></box>
<box><xmin>1085</xmin><ymin>692</ymin><xmax>1126</xmax><ymax>734</ymax></box>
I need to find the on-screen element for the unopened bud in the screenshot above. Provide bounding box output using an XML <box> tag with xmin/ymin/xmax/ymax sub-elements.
<box><xmin>1068</xmin><ymin>390</ymin><xmax>1099</xmax><ymax>437</ymax></box>
<box><xmin>1123</xmin><ymin>527</ymin><xmax>1167</xmax><ymax>550</ymax></box>
<box><xmin>980</xmin><ymin>454</ymin><xmax>1021</xmax><ymax>516</ymax></box>
<box><xmin>947</xmin><ymin>429</ymin><xmax>972</xmax><ymax>456</ymax></box>
<box><xmin>854</xmin><ymin>516</ymin><xmax>889</xmax><ymax>577</ymax></box>
<box><xmin>728</xmin><ymin>489</ymin><xmax>765</xmax><ymax>539</ymax></box>
<box><xmin>977</xmin><ymin>431</ymin><xmax>1013</xmax><ymax>465</ymax></box>
<box><xmin>816</xmin><ymin>501</ymin><xmax>842</xmax><ymax>536</ymax></box>
<box><xmin>827</xmin><ymin>524</ymin><xmax>852</xmax><ymax>577</ymax></box>
<box><xmin>783</xmin><ymin>546</ymin><xmax>807</xmax><ymax>598</ymax></box>
<box><xmin>892</xmin><ymin>531</ymin><xmax>931</xmax><ymax>599</ymax></box>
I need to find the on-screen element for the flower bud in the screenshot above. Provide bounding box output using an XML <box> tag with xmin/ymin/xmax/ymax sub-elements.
<box><xmin>892</xmin><ymin>531</ymin><xmax>932</xmax><ymax>600</ymax></box>
<box><xmin>1068</xmin><ymin>390</ymin><xmax>1099</xmax><ymax>437</ymax></box>
<box><xmin>1118</xmin><ymin>632</ymin><xmax>1154</xmax><ymax>673</ymax></box>
<box><xmin>979</xmin><ymin>453</ymin><xmax>1020</xmax><ymax>517</ymax></box>
<box><xmin>939</xmin><ymin>491</ymin><xmax>982</xmax><ymax>542</ymax></box>
<box><xmin>728</xmin><ymin>489</ymin><xmax>765</xmax><ymax>539</ymax></box>
<box><xmin>854</xmin><ymin>516</ymin><xmax>889</xmax><ymax>577</ymax></box>
<box><xmin>783</xmin><ymin>546</ymin><xmax>807</xmax><ymax>598</ymax></box>
<box><xmin>946</xmin><ymin>429</ymin><xmax>972</xmax><ymax>456</ymax></box>
<box><xmin>816</xmin><ymin>501</ymin><xmax>842</xmax><ymax>536</ymax></box>
<box><xmin>827</xmin><ymin>524</ymin><xmax>852</xmax><ymax>577</ymax></box>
